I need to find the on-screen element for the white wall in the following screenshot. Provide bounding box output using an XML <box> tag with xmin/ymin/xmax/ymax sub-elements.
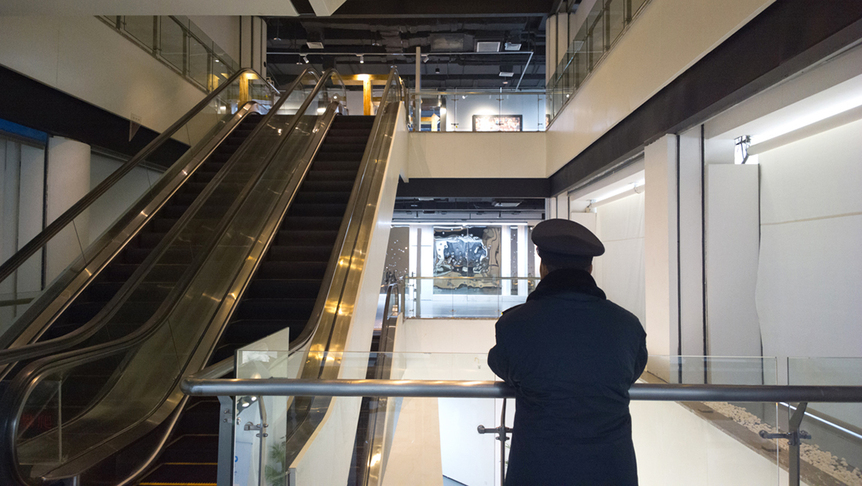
<box><xmin>444</xmin><ymin>94</ymin><xmax>545</xmax><ymax>132</ymax></box>
<box><xmin>756</xmin><ymin>118</ymin><xmax>862</xmax><ymax>362</ymax></box>
<box><xmin>546</xmin><ymin>0</ymin><xmax>776</xmax><ymax>175</ymax></box>
<box><xmin>406</xmin><ymin>132</ymin><xmax>547</xmax><ymax>179</ymax></box>
<box><xmin>705</xmin><ymin>164</ymin><xmax>761</xmax><ymax>362</ymax></box>
<box><xmin>187</xmin><ymin>16</ymin><xmax>241</xmax><ymax>63</ymax></box>
<box><xmin>594</xmin><ymin>192</ymin><xmax>646</xmax><ymax>326</ymax></box>
<box><xmin>0</xmin><ymin>16</ymin><xmax>205</xmax><ymax>134</ymax></box>
<box><xmin>87</xmin><ymin>153</ymin><xmax>162</xmax><ymax>244</ymax></box>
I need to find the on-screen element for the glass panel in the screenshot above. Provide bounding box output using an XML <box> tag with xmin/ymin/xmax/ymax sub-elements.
<box><xmin>442</xmin><ymin>93</ymin><xmax>544</xmax><ymax>131</ymax></box>
<box><xmin>631</xmin><ymin>0</ymin><xmax>648</xmax><ymax>18</ymax></box>
<box><xmin>188</xmin><ymin>34</ymin><xmax>210</xmax><ymax>89</ymax></box>
<box><xmin>122</xmin><ymin>16</ymin><xmax>155</xmax><ymax>49</ymax></box>
<box><xmin>588</xmin><ymin>8</ymin><xmax>605</xmax><ymax>71</ymax></box>
<box><xmin>787</xmin><ymin>358</ymin><xmax>862</xmax><ymax>485</ymax></box>
<box><xmin>159</xmin><ymin>17</ymin><xmax>185</xmax><ymax>73</ymax></box>
<box><xmin>229</xmin><ymin>353</ymin><xmax>788</xmax><ymax>485</ymax></box>
<box><xmin>404</xmin><ymin>276</ymin><xmax>540</xmax><ymax>318</ymax></box>
<box><xmin>607</xmin><ymin>0</ymin><xmax>627</xmax><ymax>47</ymax></box>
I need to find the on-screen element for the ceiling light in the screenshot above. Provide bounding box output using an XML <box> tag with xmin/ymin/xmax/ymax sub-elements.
<box><xmin>504</xmin><ymin>42</ymin><xmax>522</xmax><ymax>51</ymax></box>
<box><xmin>359</xmin><ymin>54</ymin><xmax>364</xmax><ymax>64</ymax></box>
<box><xmin>435</xmin><ymin>68</ymin><xmax>440</xmax><ymax>74</ymax></box>
<box><xmin>214</xmin><ymin>59</ymin><xmax>220</xmax><ymax>63</ymax></box>
<box><xmin>302</xmin><ymin>55</ymin><xmax>309</xmax><ymax>64</ymax></box>
<box><xmin>422</xmin><ymin>54</ymin><xmax>429</xmax><ymax>63</ymax></box>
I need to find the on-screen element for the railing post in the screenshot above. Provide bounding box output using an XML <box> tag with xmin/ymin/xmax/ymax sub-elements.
<box><xmin>217</xmin><ymin>395</ymin><xmax>235</xmax><ymax>486</ymax></box>
<box><xmin>478</xmin><ymin>398</ymin><xmax>512</xmax><ymax>486</ymax></box>
<box><xmin>759</xmin><ymin>401</ymin><xmax>811</xmax><ymax>486</ymax></box>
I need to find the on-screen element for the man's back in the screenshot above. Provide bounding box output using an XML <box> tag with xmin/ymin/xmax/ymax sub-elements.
<box><xmin>488</xmin><ymin>268</ymin><xmax>647</xmax><ymax>485</ymax></box>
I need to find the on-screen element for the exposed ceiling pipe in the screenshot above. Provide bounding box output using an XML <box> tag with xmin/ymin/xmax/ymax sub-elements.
<box><xmin>268</xmin><ymin>50</ymin><xmax>534</xmax><ymax>57</ymax></box>
<box><xmin>515</xmin><ymin>50</ymin><xmax>534</xmax><ymax>90</ymax></box>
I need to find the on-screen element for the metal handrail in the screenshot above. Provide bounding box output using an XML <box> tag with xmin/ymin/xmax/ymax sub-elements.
<box><xmin>0</xmin><ymin>67</ymin><xmax>283</xmax><ymax>284</ymax></box>
<box><xmin>0</xmin><ymin>71</ymin><xmax>328</xmax><ymax>486</ymax></box>
<box><xmin>181</xmin><ymin>378</ymin><xmax>862</xmax><ymax>403</ymax></box>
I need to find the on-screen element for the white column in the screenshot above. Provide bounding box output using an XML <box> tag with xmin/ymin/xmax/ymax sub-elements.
<box><xmin>705</xmin><ymin>164</ymin><xmax>761</xmax><ymax>364</ymax></box>
<box><xmin>501</xmin><ymin>225</ymin><xmax>512</xmax><ymax>297</ymax></box>
<box><xmin>643</xmin><ymin>135</ymin><xmax>679</xmax><ymax>381</ymax></box>
<box><xmin>517</xmin><ymin>225</ymin><xmax>529</xmax><ymax>296</ymax></box>
<box><xmin>45</xmin><ymin>137</ymin><xmax>90</xmax><ymax>284</ymax></box>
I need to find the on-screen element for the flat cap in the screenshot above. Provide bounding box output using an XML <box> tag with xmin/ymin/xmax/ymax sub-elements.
<box><xmin>532</xmin><ymin>218</ymin><xmax>604</xmax><ymax>257</ymax></box>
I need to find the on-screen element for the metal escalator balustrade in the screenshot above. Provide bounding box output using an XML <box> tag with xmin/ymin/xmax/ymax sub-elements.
<box><xmin>139</xmin><ymin>113</ymin><xmax>377</xmax><ymax>486</ymax></box>
<box><xmin>0</xmin><ymin>69</ymin><xmax>283</xmax><ymax>349</ymax></box>
<box><xmin>0</xmin><ymin>70</ymin><xmax>326</xmax><ymax>485</ymax></box>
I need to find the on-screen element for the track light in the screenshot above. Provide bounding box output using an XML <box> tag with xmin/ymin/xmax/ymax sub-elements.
<box><xmin>302</xmin><ymin>55</ymin><xmax>309</xmax><ymax>64</ymax></box>
<box><xmin>435</xmin><ymin>67</ymin><xmax>440</xmax><ymax>74</ymax></box>
<box><xmin>359</xmin><ymin>54</ymin><xmax>364</xmax><ymax>64</ymax></box>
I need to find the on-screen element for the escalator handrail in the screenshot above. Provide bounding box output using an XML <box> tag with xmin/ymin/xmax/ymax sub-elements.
<box><xmin>0</xmin><ymin>67</ymin><xmax>289</xmax><ymax>284</ymax></box>
<box><xmin>289</xmin><ymin>67</ymin><xmax>405</xmax><ymax>353</ymax></box>
<box><xmin>0</xmin><ymin>72</ymin><xmax>330</xmax><ymax>485</ymax></box>
<box><xmin>0</xmin><ymin>68</ymin><xmax>320</xmax><ymax>371</ymax></box>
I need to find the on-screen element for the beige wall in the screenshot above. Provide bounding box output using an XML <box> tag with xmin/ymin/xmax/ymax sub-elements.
<box><xmin>0</xmin><ymin>16</ymin><xmax>205</xmax><ymax>134</ymax></box>
<box><xmin>406</xmin><ymin>132</ymin><xmax>547</xmax><ymax>179</ymax></box>
<box><xmin>546</xmin><ymin>0</ymin><xmax>776</xmax><ymax>178</ymax></box>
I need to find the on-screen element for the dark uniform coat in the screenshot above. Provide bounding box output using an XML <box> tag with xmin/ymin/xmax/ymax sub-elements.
<box><xmin>488</xmin><ymin>268</ymin><xmax>647</xmax><ymax>485</ymax></box>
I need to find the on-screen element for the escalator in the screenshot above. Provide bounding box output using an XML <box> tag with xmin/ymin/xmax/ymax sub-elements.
<box><xmin>137</xmin><ymin>115</ymin><xmax>376</xmax><ymax>485</ymax></box>
<box><xmin>0</xmin><ymin>68</ymin><xmax>406</xmax><ymax>485</ymax></box>
<box><xmin>28</xmin><ymin>114</ymin><xmax>262</xmax><ymax>348</ymax></box>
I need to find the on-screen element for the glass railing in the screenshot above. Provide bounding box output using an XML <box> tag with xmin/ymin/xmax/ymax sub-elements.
<box><xmin>787</xmin><ymin>357</ymin><xmax>862</xmax><ymax>484</ymax></box>
<box><xmin>546</xmin><ymin>0</ymin><xmax>651</xmax><ymax>124</ymax></box>
<box><xmin>403</xmin><ymin>276</ymin><xmax>540</xmax><ymax>318</ymax></box>
<box><xmin>0</xmin><ymin>71</ymin><xmax>331</xmax><ymax>483</ymax></box>
<box><xmin>0</xmin><ymin>68</ymin><xmax>284</xmax><ymax>349</ymax></box>
<box><xmin>99</xmin><ymin>16</ymin><xmax>242</xmax><ymax>92</ymax></box>
<box><xmin>183</xmin><ymin>354</ymin><xmax>862</xmax><ymax>486</ymax></box>
<box><xmin>409</xmin><ymin>91</ymin><xmax>547</xmax><ymax>132</ymax></box>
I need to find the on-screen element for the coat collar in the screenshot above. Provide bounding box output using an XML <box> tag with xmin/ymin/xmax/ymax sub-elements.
<box><xmin>528</xmin><ymin>268</ymin><xmax>606</xmax><ymax>301</ymax></box>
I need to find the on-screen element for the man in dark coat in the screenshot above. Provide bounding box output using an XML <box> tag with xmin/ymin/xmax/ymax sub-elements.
<box><xmin>488</xmin><ymin>218</ymin><xmax>647</xmax><ymax>485</ymax></box>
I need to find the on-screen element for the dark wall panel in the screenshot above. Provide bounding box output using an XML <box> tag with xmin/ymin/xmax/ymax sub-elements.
<box><xmin>397</xmin><ymin>178</ymin><xmax>550</xmax><ymax>198</ymax></box>
<box><xmin>0</xmin><ymin>65</ymin><xmax>189</xmax><ymax>168</ymax></box>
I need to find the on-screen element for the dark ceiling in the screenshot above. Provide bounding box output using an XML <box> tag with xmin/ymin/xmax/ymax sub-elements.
<box><xmin>265</xmin><ymin>0</ymin><xmax>565</xmax><ymax>91</ymax></box>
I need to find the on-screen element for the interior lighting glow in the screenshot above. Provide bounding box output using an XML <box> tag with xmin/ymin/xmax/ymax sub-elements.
<box><xmin>751</xmin><ymin>93</ymin><xmax>862</xmax><ymax>144</ymax></box>
<box><xmin>356</xmin><ymin>74</ymin><xmax>371</xmax><ymax>81</ymax></box>
<box><xmin>317</xmin><ymin>107</ymin><xmax>327</xmax><ymax>114</ymax></box>
<box><xmin>590</xmin><ymin>180</ymin><xmax>645</xmax><ymax>204</ymax></box>
<box><xmin>440</xmin><ymin>107</ymin><xmax>447</xmax><ymax>115</ymax></box>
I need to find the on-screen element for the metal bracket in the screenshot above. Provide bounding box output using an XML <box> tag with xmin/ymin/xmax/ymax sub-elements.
<box><xmin>244</xmin><ymin>421</ymin><xmax>269</xmax><ymax>438</ymax></box>
<box><xmin>477</xmin><ymin>424</ymin><xmax>513</xmax><ymax>442</ymax></box>
<box><xmin>757</xmin><ymin>402</ymin><xmax>810</xmax><ymax>486</ymax></box>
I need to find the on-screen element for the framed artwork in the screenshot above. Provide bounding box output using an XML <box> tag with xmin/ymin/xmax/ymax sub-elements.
<box><xmin>472</xmin><ymin>114</ymin><xmax>523</xmax><ymax>132</ymax></box>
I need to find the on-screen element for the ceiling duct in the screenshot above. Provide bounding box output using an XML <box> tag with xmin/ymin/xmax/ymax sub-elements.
<box><xmin>430</xmin><ymin>33</ymin><xmax>471</xmax><ymax>52</ymax></box>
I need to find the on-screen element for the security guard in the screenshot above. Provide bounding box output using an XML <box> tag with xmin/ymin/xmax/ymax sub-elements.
<box><xmin>488</xmin><ymin>219</ymin><xmax>647</xmax><ymax>485</ymax></box>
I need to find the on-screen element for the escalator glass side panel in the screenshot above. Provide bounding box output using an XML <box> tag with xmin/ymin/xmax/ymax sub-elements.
<box><xmin>138</xmin><ymin>113</ymin><xmax>370</xmax><ymax>485</ymax></box>
<box><xmin>0</xmin><ymin>70</ymin><xmax>282</xmax><ymax>352</ymax></box>
<box><xmin>10</xmin><ymin>112</ymin><xmax>314</xmax><ymax>480</ymax></box>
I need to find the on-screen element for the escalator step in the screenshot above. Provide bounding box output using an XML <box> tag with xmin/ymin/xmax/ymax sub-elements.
<box><xmin>265</xmin><ymin>245</ymin><xmax>332</xmax><ymax>262</ymax></box>
<box><xmin>245</xmin><ymin>279</ymin><xmax>322</xmax><ymax>299</ymax></box>
<box><xmin>233</xmin><ymin>298</ymin><xmax>317</xmax><ymax>320</ymax></box>
<box><xmin>317</xmin><ymin>142</ymin><xmax>368</xmax><ymax>153</ymax></box>
<box><xmin>293</xmin><ymin>191</ymin><xmax>351</xmax><ymax>205</ymax></box>
<box><xmin>255</xmin><ymin>261</ymin><xmax>328</xmax><ymax>279</ymax></box>
<box><xmin>305</xmin><ymin>170</ymin><xmax>357</xmax><ymax>182</ymax></box>
<box><xmin>282</xmin><ymin>215</ymin><xmax>343</xmax><ymax>230</ymax></box>
<box><xmin>275</xmin><ymin>230</ymin><xmax>338</xmax><ymax>245</ymax></box>
<box><xmin>299</xmin><ymin>180</ymin><xmax>356</xmax><ymax>193</ymax></box>
<box><xmin>309</xmin><ymin>160</ymin><xmax>362</xmax><ymax>172</ymax></box>
<box><xmin>312</xmin><ymin>151</ymin><xmax>364</xmax><ymax>162</ymax></box>
<box><xmin>156</xmin><ymin>435</ymin><xmax>219</xmax><ymax>464</ymax></box>
<box><xmin>288</xmin><ymin>203</ymin><xmax>349</xmax><ymax>217</ymax></box>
